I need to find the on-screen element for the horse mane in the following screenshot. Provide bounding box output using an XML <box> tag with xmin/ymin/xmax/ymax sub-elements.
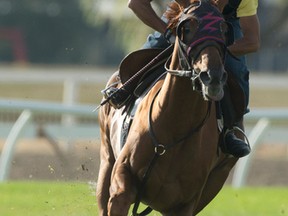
<box><xmin>164</xmin><ymin>1</ymin><xmax>185</xmax><ymax>31</ymax></box>
<box><xmin>164</xmin><ymin>0</ymin><xmax>220</xmax><ymax>31</ymax></box>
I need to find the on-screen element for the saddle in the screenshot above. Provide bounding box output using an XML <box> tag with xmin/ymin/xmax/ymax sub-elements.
<box><xmin>119</xmin><ymin>48</ymin><xmax>167</xmax><ymax>83</ymax></box>
<box><xmin>117</xmin><ymin>47</ymin><xmax>171</xmax><ymax>111</ymax></box>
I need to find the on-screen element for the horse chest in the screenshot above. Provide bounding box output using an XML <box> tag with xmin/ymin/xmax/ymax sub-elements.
<box><xmin>143</xmin><ymin>171</ymin><xmax>208</xmax><ymax>211</ymax></box>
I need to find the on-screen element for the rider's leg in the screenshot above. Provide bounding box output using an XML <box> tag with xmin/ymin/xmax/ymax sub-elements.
<box><xmin>220</xmin><ymin>17</ymin><xmax>251</xmax><ymax>158</ymax></box>
<box><xmin>219</xmin><ymin>83</ymin><xmax>250</xmax><ymax>158</ymax></box>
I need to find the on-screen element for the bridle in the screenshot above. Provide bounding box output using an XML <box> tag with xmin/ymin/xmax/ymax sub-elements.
<box><xmin>165</xmin><ymin>1</ymin><xmax>228</xmax><ymax>89</ymax></box>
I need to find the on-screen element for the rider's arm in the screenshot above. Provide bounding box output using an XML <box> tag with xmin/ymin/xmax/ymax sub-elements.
<box><xmin>228</xmin><ymin>14</ymin><xmax>260</xmax><ymax>56</ymax></box>
<box><xmin>128</xmin><ymin>0</ymin><xmax>167</xmax><ymax>34</ymax></box>
<box><xmin>228</xmin><ymin>0</ymin><xmax>260</xmax><ymax>57</ymax></box>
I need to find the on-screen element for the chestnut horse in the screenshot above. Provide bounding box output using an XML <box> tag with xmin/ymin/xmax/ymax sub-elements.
<box><xmin>97</xmin><ymin>1</ymin><xmax>237</xmax><ymax>215</ymax></box>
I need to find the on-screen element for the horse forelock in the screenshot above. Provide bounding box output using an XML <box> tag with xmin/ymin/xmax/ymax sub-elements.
<box><xmin>164</xmin><ymin>0</ymin><xmax>203</xmax><ymax>30</ymax></box>
<box><xmin>165</xmin><ymin>0</ymin><xmax>222</xmax><ymax>31</ymax></box>
<box><xmin>164</xmin><ymin>2</ymin><xmax>185</xmax><ymax>31</ymax></box>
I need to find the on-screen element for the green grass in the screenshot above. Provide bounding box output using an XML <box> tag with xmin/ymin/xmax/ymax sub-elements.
<box><xmin>1</xmin><ymin>182</ymin><xmax>288</xmax><ymax>216</ymax></box>
<box><xmin>198</xmin><ymin>187</ymin><xmax>288</xmax><ymax>216</ymax></box>
<box><xmin>0</xmin><ymin>181</ymin><xmax>98</xmax><ymax>216</ymax></box>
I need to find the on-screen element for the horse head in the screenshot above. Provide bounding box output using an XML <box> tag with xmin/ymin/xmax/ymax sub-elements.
<box><xmin>166</xmin><ymin>0</ymin><xmax>230</xmax><ymax>101</ymax></box>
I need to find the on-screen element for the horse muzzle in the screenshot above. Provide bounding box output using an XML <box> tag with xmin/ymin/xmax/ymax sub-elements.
<box><xmin>199</xmin><ymin>69</ymin><xmax>227</xmax><ymax>101</ymax></box>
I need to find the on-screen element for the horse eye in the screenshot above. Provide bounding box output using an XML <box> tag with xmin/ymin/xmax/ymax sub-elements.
<box><xmin>183</xmin><ymin>27</ymin><xmax>190</xmax><ymax>34</ymax></box>
<box><xmin>182</xmin><ymin>19</ymin><xmax>198</xmax><ymax>44</ymax></box>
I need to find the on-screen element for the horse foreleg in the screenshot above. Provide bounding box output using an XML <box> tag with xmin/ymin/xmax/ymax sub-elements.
<box><xmin>97</xmin><ymin>158</ymin><xmax>114</xmax><ymax>216</ymax></box>
<box><xmin>108</xmin><ymin>157</ymin><xmax>135</xmax><ymax>216</ymax></box>
<box><xmin>97</xmin><ymin>111</ymin><xmax>116</xmax><ymax>216</ymax></box>
<box><xmin>194</xmin><ymin>156</ymin><xmax>238</xmax><ymax>214</ymax></box>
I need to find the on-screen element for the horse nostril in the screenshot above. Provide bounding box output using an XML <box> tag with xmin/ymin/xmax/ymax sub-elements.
<box><xmin>199</xmin><ymin>71</ymin><xmax>210</xmax><ymax>85</ymax></box>
<box><xmin>199</xmin><ymin>69</ymin><xmax>227</xmax><ymax>86</ymax></box>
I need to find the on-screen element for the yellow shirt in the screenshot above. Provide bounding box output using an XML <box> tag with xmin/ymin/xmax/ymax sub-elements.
<box><xmin>237</xmin><ymin>0</ymin><xmax>258</xmax><ymax>17</ymax></box>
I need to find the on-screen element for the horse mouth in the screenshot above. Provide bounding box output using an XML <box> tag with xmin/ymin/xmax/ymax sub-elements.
<box><xmin>202</xmin><ymin>85</ymin><xmax>224</xmax><ymax>101</ymax></box>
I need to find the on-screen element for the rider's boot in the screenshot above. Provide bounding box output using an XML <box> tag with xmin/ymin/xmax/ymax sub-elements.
<box><xmin>221</xmin><ymin>127</ymin><xmax>251</xmax><ymax>158</ymax></box>
<box><xmin>101</xmin><ymin>87</ymin><xmax>130</xmax><ymax>109</ymax></box>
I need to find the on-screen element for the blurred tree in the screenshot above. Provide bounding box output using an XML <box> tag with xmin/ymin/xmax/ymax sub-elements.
<box><xmin>260</xmin><ymin>2</ymin><xmax>288</xmax><ymax>47</ymax></box>
<box><xmin>79</xmin><ymin>0</ymin><xmax>288</xmax><ymax>71</ymax></box>
<box><xmin>0</xmin><ymin>0</ymin><xmax>125</xmax><ymax>65</ymax></box>
<box><xmin>248</xmin><ymin>0</ymin><xmax>288</xmax><ymax>71</ymax></box>
<box><xmin>1</xmin><ymin>0</ymin><xmax>286</xmax><ymax>69</ymax></box>
<box><xmin>79</xmin><ymin>0</ymin><xmax>169</xmax><ymax>52</ymax></box>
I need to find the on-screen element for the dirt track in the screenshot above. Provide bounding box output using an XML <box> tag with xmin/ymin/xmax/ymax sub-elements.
<box><xmin>1</xmin><ymin>138</ymin><xmax>288</xmax><ymax>186</ymax></box>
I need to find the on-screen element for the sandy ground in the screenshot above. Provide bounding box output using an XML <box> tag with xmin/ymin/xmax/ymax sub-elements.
<box><xmin>1</xmin><ymin>138</ymin><xmax>288</xmax><ymax>186</ymax></box>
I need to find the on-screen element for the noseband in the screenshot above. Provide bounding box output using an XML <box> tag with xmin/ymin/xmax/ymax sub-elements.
<box><xmin>166</xmin><ymin>1</ymin><xmax>227</xmax><ymax>84</ymax></box>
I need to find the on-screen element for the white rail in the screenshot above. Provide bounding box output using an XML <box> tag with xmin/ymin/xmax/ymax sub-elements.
<box><xmin>0</xmin><ymin>98</ymin><xmax>288</xmax><ymax>186</ymax></box>
<box><xmin>0</xmin><ymin>110</ymin><xmax>33</xmax><ymax>181</ymax></box>
<box><xmin>231</xmin><ymin>118</ymin><xmax>270</xmax><ymax>188</ymax></box>
<box><xmin>0</xmin><ymin>98</ymin><xmax>97</xmax><ymax>117</ymax></box>
<box><xmin>0</xmin><ymin>68</ymin><xmax>114</xmax><ymax>111</ymax></box>
<box><xmin>0</xmin><ymin>99</ymin><xmax>98</xmax><ymax>182</ymax></box>
<box><xmin>231</xmin><ymin>109</ymin><xmax>288</xmax><ymax>188</ymax></box>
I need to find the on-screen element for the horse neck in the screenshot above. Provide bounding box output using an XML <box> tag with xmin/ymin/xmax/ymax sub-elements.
<box><xmin>153</xmin><ymin>73</ymin><xmax>209</xmax><ymax>137</ymax></box>
<box><xmin>149</xmin><ymin>42</ymin><xmax>211</xmax><ymax>140</ymax></box>
<box><xmin>157</xmin><ymin>46</ymin><xmax>209</xmax><ymax>123</ymax></box>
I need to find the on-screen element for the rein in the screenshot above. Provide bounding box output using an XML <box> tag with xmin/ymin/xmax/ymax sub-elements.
<box><xmin>132</xmin><ymin>89</ymin><xmax>212</xmax><ymax>216</ymax></box>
